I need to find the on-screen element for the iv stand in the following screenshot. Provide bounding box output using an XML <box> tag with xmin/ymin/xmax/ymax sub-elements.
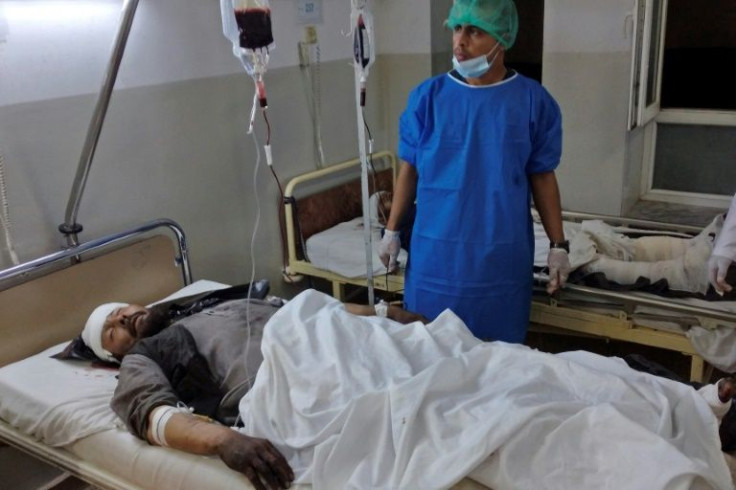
<box><xmin>354</xmin><ymin>69</ymin><xmax>375</xmax><ymax>306</ymax></box>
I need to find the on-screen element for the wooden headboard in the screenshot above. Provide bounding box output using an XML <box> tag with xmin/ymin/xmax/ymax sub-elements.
<box><xmin>0</xmin><ymin>234</ymin><xmax>184</xmax><ymax>367</ymax></box>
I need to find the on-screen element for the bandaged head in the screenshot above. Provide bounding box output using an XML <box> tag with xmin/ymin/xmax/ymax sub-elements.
<box><xmin>446</xmin><ymin>0</ymin><xmax>519</xmax><ymax>49</ymax></box>
<box><xmin>81</xmin><ymin>302</ymin><xmax>128</xmax><ymax>363</ymax></box>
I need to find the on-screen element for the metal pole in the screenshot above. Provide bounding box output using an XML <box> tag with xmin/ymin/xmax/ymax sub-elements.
<box><xmin>59</xmin><ymin>0</ymin><xmax>141</xmax><ymax>247</ymax></box>
<box><xmin>355</xmin><ymin>69</ymin><xmax>375</xmax><ymax>305</ymax></box>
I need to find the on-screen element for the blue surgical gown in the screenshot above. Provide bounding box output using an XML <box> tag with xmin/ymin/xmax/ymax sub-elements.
<box><xmin>398</xmin><ymin>72</ymin><xmax>562</xmax><ymax>342</ymax></box>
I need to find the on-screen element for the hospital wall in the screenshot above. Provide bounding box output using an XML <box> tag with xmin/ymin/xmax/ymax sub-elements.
<box><xmin>543</xmin><ymin>0</ymin><xmax>642</xmax><ymax>216</ymax></box>
<box><xmin>0</xmin><ymin>0</ymin><xmax>431</xmax><ymax>295</ymax></box>
<box><xmin>0</xmin><ymin>0</ymin><xmax>657</xmax><ymax>294</ymax></box>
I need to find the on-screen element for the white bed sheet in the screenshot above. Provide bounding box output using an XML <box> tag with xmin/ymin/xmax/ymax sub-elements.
<box><xmin>305</xmin><ymin>217</ymin><xmax>408</xmax><ymax>278</ymax></box>
<box><xmin>242</xmin><ymin>290</ymin><xmax>732</xmax><ymax>490</ymax></box>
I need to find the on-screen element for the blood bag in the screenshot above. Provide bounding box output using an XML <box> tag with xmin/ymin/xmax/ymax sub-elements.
<box><xmin>234</xmin><ymin>0</ymin><xmax>273</xmax><ymax>50</ymax></box>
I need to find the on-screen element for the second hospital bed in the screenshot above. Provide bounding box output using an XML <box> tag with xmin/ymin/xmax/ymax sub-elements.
<box><xmin>283</xmin><ymin>153</ymin><xmax>736</xmax><ymax>382</ymax></box>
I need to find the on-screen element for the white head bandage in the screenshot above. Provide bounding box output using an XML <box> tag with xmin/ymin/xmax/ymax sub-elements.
<box><xmin>81</xmin><ymin>302</ymin><xmax>128</xmax><ymax>363</ymax></box>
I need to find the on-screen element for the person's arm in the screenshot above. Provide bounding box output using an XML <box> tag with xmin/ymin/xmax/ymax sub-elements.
<box><xmin>530</xmin><ymin>171</ymin><xmax>569</xmax><ymax>294</ymax></box>
<box><xmin>530</xmin><ymin>171</ymin><xmax>564</xmax><ymax>243</ymax></box>
<box><xmin>343</xmin><ymin>303</ymin><xmax>429</xmax><ymax>324</ymax></box>
<box><xmin>385</xmin><ymin>161</ymin><xmax>418</xmax><ymax>231</ymax></box>
<box><xmin>146</xmin><ymin>410</ymin><xmax>293</xmax><ymax>490</ymax></box>
<box><xmin>709</xmin><ymin>192</ymin><xmax>736</xmax><ymax>293</ymax></box>
<box><xmin>379</xmin><ymin>161</ymin><xmax>418</xmax><ymax>272</ymax></box>
<box><xmin>112</xmin><ymin>328</ymin><xmax>294</xmax><ymax>489</ymax></box>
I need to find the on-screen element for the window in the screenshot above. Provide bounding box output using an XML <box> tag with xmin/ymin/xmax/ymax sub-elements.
<box><xmin>633</xmin><ymin>0</ymin><xmax>736</xmax><ymax>205</ymax></box>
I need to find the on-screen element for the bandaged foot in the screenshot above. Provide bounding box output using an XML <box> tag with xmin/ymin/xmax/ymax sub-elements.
<box><xmin>698</xmin><ymin>378</ymin><xmax>735</xmax><ymax>421</ymax></box>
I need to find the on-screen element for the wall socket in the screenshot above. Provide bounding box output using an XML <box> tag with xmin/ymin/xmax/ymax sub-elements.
<box><xmin>304</xmin><ymin>26</ymin><xmax>318</xmax><ymax>45</ymax></box>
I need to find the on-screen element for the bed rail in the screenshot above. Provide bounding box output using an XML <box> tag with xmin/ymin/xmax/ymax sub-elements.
<box><xmin>558</xmin><ymin>210</ymin><xmax>703</xmax><ymax>235</ymax></box>
<box><xmin>533</xmin><ymin>272</ymin><xmax>736</xmax><ymax>324</ymax></box>
<box><xmin>0</xmin><ymin>218</ymin><xmax>191</xmax><ymax>289</ymax></box>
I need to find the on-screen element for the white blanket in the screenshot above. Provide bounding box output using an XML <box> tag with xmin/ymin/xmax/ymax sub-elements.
<box><xmin>241</xmin><ymin>290</ymin><xmax>733</xmax><ymax>490</ymax></box>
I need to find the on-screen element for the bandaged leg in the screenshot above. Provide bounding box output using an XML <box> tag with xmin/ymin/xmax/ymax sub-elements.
<box><xmin>582</xmin><ymin>236</ymin><xmax>712</xmax><ymax>293</ymax></box>
<box><xmin>631</xmin><ymin>236</ymin><xmax>690</xmax><ymax>261</ymax></box>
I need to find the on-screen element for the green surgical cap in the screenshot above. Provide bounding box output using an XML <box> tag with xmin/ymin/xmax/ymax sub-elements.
<box><xmin>446</xmin><ymin>0</ymin><xmax>519</xmax><ymax>49</ymax></box>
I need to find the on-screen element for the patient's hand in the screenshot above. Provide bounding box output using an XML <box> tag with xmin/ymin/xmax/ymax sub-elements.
<box><xmin>217</xmin><ymin>431</ymin><xmax>294</xmax><ymax>490</ymax></box>
<box><xmin>388</xmin><ymin>306</ymin><xmax>430</xmax><ymax>325</ymax></box>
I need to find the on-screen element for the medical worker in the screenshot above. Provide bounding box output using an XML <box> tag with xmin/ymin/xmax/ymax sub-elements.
<box><xmin>378</xmin><ymin>0</ymin><xmax>569</xmax><ymax>342</ymax></box>
<box><xmin>709</xmin><ymin>192</ymin><xmax>736</xmax><ymax>293</ymax></box>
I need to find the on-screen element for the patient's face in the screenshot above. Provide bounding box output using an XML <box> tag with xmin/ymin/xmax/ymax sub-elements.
<box><xmin>101</xmin><ymin>304</ymin><xmax>149</xmax><ymax>358</ymax></box>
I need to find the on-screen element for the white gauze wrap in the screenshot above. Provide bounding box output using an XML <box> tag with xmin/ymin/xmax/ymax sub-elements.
<box><xmin>81</xmin><ymin>302</ymin><xmax>128</xmax><ymax>363</ymax></box>
<box><xmin>698</xmin><ymin>380</ymin><xmax>733</xmax><ymax>421</ymax></box>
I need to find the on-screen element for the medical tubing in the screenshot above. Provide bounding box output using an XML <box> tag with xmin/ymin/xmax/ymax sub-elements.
<box><xmin>244</xmin><ymin>129</ymin><xmax>263</xmax><ymax>387</ymax></box>
<box><xmin>299</xmin><ymin>44</ymin><xmax>326</xmax><ymax>169</ymax></box>
<box><xmin>0</xmin><ymin>150</ymin><xmax>19</xmax><ymax>265</ymax></box>
<box><xmin>61</xmin><ymin>0</ymin><xmax>140</xmax><ymax>247</ymax></box>
<box><xmin>313</xmin><ymin>45</ymin><xmax>326</xmax><ymax>168</ymax></box>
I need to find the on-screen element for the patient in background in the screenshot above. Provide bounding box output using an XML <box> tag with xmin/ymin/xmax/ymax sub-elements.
<box><xmin>70</xmin><ymin>284</ymin><xmax>427</xmax><ymax>490</ymax></box>
<box><xmin>574</xmin><ymin>214</ymin><xmax>732</xmax><ymax>298</ymax></box>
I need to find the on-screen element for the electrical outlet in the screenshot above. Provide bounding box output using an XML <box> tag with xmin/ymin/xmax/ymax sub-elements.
<box><xmin>305</xmin><ymin>26</ymin><xmax>318</xmax><ymax>45</ymax></box>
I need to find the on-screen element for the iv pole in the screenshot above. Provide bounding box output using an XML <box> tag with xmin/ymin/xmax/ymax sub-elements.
<box><xmin>351</xmin><ymin>0</ymin><xmax>375</xmax><ymax>305</ymax></box>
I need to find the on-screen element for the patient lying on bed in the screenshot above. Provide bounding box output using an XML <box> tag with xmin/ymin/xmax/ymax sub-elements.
<box><xmin>563</xmin><ymin>214</ymin><xmax>731</xmax><ymax>297</ymax></box>
<box><xmin>72</xmin><ymin>285</ymin><xmax>734</xmax><ymax>489</ymax></box>
<box><xmin>72</xmin><ymin>284</ymin><xmax>426</xmax><ymax>490</ymax></box>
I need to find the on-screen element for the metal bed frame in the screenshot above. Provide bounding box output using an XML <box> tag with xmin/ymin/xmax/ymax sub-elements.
<box><xmin>283</xmin><ymin>150</ymin><xmax>405</xmax><ymax>299</ymax></box>
<box><xmin>0</xmin><ymin>218</ymin><xmax>191</xmax><ymax>489</ymax></box>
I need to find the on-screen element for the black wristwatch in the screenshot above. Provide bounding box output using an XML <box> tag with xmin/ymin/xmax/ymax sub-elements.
<box><xmin>549</xmin><ymin>240</ymin><xmax>570</xmax><ymax>253</ymax></box>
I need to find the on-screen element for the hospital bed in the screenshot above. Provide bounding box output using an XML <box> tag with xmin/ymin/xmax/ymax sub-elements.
<box><xmin>0</xmin><ymin>217</ymin><xmax>489</xmax><ymax>490</ymax></box>
<box><xmin>283</xmin><ymin>157</ymin><xmax>736</xmax><ymax>383</ymax></box>
<box><xmin>283</xmin><ymin>150</ymin><xmax>406</xmax><ymax>299</ymax></box>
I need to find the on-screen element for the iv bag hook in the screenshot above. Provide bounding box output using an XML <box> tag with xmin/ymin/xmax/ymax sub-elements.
<box><xmin>59</xmin><ymin>0</ymin><xmax>141</xmax><ymax>248</ymax></box>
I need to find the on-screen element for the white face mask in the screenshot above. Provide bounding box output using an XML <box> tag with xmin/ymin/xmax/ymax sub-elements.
<box><xmin>452</xmin><ymin>42</ymin><xmax>502</xmax><ymax>79</ymax></box>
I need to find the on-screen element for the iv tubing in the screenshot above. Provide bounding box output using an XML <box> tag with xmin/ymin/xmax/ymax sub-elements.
<box><xmin>243</xmin><ymin>129</ymin><xmax>263</xmax><ymax>388</ymax></box>
<box><xmin>60</xmin><ymin>0</ymin><xmax>140</xmax><ymax>247</ymax></box>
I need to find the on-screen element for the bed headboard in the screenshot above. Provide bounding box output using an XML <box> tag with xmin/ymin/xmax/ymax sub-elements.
<box><xmin>284</xmin><ymin>152</ymin><xmax>397</xmax><ymax>261</ymax></box>
<box><xmin>0</xmin><ymin>222</ymin><xmax>188</xmax><ymax>367</ymax></box>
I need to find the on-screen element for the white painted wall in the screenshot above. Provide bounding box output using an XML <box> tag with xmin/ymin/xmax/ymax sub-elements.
<box><xmin>374</xmin><ymin>0</ymin><xmax>431</xmax><ymax>55</ymax></box>
<box><xmin>544</xmin><ymin>0</ymin><xmax>637</xmax><ymax>215</ymax></box>
<box><xmin>0</xmin><ymin>0</ymin><xmax>647</xmax><ymax>288</ymax></box>
<box><xmin>0</xmin><ymin>0</ymin><xmax>355</xmax><ymax>106</ymax></box>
